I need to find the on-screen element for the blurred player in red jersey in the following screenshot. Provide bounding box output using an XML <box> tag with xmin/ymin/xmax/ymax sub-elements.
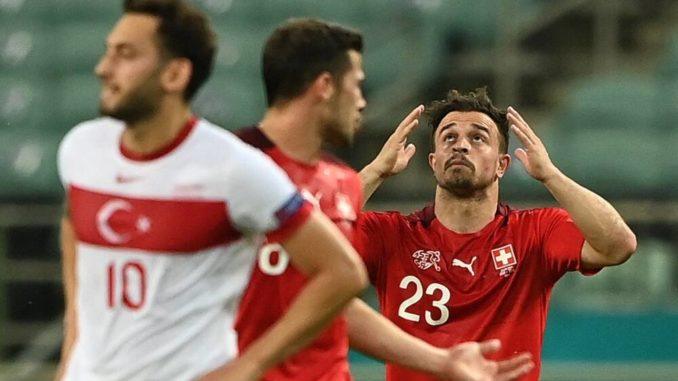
<box><xmin>55</xmin><ymin>2</ymin><xmax>368</xmax><ymax>381</ymax></box>
<box><xmin>357</xmin><ymin>88</ymin><xmax>638</xmax><ymax>381</ymax></box>
<box><xmin>235</xmin><ymin>19</ymin><xmax>533</xmax><ymax>381</ymax></box>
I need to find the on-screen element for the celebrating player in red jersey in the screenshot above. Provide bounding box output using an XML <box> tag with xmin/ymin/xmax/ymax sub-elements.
<box><xmin>56</xmin><ymin>2</ymin><xmax>368</xmax><ymax>381</ymax></box>
<box><xmin>235</xmin><ymin>19</ymin><xmax>534</xmax><ymax>381</ymax></box>
<box><xmin>357</xmin><ymin>88</ymin><xmax>638</xmax><ymax>381</ymax></box>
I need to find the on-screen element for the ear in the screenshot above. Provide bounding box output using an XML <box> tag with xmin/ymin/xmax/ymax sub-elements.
<box><xmin>428</xmin><ymin>152</ymin><xmax>436</xmax><ymax>172</ymax></box>
<box><xmin>309</xmin><ymin>72</ymin><xmax>336</xmax><ymax>101</ymax></box>
<box><xmin>161</xmin><ymin>58</ymin><xmax>192</xmax><ymax>95</ymax></box>
<box><xmin>496</xmin><ymin>153</ymin><xmax>511</xmax><ymax>179</ymax></box>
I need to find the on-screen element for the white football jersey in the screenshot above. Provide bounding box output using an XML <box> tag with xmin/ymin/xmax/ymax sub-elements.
<box><xmin>57</xmin><ymin>117</ymin><xmax>310</xmax><ymax>381</ymax></box>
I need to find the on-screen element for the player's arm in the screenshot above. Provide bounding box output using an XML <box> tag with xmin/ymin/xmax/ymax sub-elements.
<box><xmin>508</xmin><ymin>107</ymin><xmax>637</xmax><ymax>270</ymax></box>
<box><xmin>54</xmin><ymin>207</ymin><xmax>78</xmax><ymax>381</ymax></box>
<box><xmin>201</xmin><ymin>210</ymin><xmax>367</xmax><ymax>381</ymax></box>
<box><xmin>346</xmin><ymin>300</ymin><xmax>533</xmax><ymax>381</ymax></box>
<box><xmin>359</xmin><ymin>105</ymin><xmax>423</xmax><ymax>204</ymax></box>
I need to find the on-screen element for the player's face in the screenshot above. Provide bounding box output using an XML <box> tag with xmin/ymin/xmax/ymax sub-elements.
<box><xmin>322</xmin><ymin>50</ymin><xmax>366</xmax><ymax>146</ymax></box>
<box><xmin>95</xmin><ymin>14</ymin><xmax>166</xmax><ymax>124</ymax></box>
<box><xmin>428</xmin><ymin>111</ymin><xmax>510</xmax><ymax>197</ymax></box>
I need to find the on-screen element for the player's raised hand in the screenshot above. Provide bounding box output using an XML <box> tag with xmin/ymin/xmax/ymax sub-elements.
<box><xmin>508</xmin><ymin>106</ymin><xmax>559</xmax><ymax>183</ymax></box>
<box><xmin>366</xmin><ymin>104</ymin><xmax>424</xmax><ymax>178</ymax></box>
<box><xmin>438</xmin><ymin>340</ymin><xmax>534</xmax><ymax>381</ymax></box>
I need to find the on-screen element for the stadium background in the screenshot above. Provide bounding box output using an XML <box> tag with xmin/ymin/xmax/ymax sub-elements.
<box><xmin>1</xmin><ymin>0</ymin><xmax>677</xmax><ymax>379</ymax></box>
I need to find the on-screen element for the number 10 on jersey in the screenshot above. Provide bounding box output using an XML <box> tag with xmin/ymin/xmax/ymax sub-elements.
<box><xmin>107</xmin><ymin>261</ymin><xmax>147</xmax><ymax>310</ymax></box>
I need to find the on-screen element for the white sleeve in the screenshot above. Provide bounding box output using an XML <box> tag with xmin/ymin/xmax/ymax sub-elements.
<box><xmin>226</xmin><ymin>143</ymin><xmax>303</xmax><ymax>235</ymax></box>
<box><xmin>57</xmin><ymin>128</ymin><xmax>78</xmax><ymax>188</ymax></box>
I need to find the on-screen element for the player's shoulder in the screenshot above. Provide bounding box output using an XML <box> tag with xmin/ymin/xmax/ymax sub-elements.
<box><xmin>60</xmin><ymin>117</ymin><xmax>124</xmax><ymax>148</ymax></box>
<box><xmin>196</xmin><ymin>120</ymin><xmax>288</xmax><ymax>175</ymax></box>
<box><xmin>506</xmin><ymin>205</ymin><xmax>570</xmax><ymax>225</ymax></box>
<box><xmin>193</xmin><ymin>120</ymin><xmax>265</xmax><ymax>158</ymax></box>
<box><xmin>234</xmin><ymin>125</ymin><xmax>275</xmax><ymax>151</ymax></box>
<box><xmin>362</xmin><ymin>204</ymin><xmax>435</xmax><ymax>229</ymax></box>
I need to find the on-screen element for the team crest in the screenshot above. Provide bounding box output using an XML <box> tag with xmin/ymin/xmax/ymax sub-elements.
<box><xmin>491</xmin><ymin>244</ymin><xmax>517</xmax><ymax>278</ymax></box>
<box><xmin>412</xmin><ymin>250</ymin><xmax>441</xmax><ymax>272</ymax></box>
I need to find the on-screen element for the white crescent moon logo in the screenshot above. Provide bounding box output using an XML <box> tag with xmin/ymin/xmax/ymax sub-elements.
<box><xmin>96</xmin><ymin>199</ymin><xmax>133</xmax><ymax>244</ymax></box>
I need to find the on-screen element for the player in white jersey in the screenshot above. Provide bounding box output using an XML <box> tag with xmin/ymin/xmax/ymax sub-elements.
<box><xmin>55</xmin><ymin>1</ymin><xmax>367</xmax><ymax>381</ymax></box>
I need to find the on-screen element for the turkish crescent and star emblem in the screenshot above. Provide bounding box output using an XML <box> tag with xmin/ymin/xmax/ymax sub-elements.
<box><xmin>96</xmin><ymin>199</ymin><xmax>152</xmax><ymax>245</ymax></box>
<box><xmin>491</xmin><ymin>244</ymin><xmax>517</xmax><ymax>277</ymax></box>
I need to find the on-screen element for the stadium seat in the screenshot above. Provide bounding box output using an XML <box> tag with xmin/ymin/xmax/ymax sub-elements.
<box><xmin>54</xmin><ymin>74</ymin><xmax>101</xmax><ymax>132</ymax></box>
<box><xmin>556</xmin><ymin>73</ymin><xmax>659</xmax><ymax>132</ymax></box>
<box><xmin>552</xmin><ymin>128</ymin><xmax>664</xmax><ymax>198</ymax></box>
<box><xmin>193</xmin><ymin>74</ymin><xmax>266</xmax><ymax>130</ymax></box>
<box><xmin>0</xmin><ymin>128</ymin><xmax>62</xmax><ymax>201</ymax></box>
<box><xmin>653</xmin><ymin>78</ymin><xmax>678</xmax><ymax>132</ymax></box>
<box><xmin>656</xmin><ymin>30</ymin><xmax>678</xmax><ymax>79</ymax></box>
<box><xmin>0</xmin><ymin>22</ymin><xmax>55</xmax><ymax>75</ymax></box>
<box><xmin>52</xmin><ymin>0</ymin><xmax>120</xmax><ymax>23</ymax></box>
<box><xmin>53</xmin><ymin>22</ymin><xmax>111</xmax><ymax>75</ymax></box>
<box><xmin>213</xmin><ymin>22</ymin><xmax>271</xmax><ymax>76</ymax></box>
<box><xmin>0</xmin><ymin>0</ymin><xmax>51</xmax><ymax>23</ymax></box>
<box><xmin>0</xmin><ymin>75</ymin><xmax>55</xmax><ymax>133</ymax></box>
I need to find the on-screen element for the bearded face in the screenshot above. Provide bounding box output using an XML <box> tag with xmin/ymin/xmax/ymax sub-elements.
<box><xmin>428</xmin><ymin>111</ymin><xmax>509</xmax><ymax>198</ymax></box>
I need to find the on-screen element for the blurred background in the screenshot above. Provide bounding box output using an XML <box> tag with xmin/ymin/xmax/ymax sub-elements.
<box><xmin>1</xmin><ymin>0</ymin><xmax>677</xmax><ymax>380</ymax></box>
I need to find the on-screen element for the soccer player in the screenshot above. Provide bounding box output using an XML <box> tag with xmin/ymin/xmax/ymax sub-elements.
<box><xmin>357</xmin><ymin>88</ymin><xmax>638</xmax><ymax>380</ymax></box>
<box><xmin>55</xmin><ymin>2</ymin><xmax>368</xmax><ymax>381</ymax></box>
<box><xmin>235</xmin><ymin>19</ymin><xmax>534</xmax><ymax>381</ymax></box>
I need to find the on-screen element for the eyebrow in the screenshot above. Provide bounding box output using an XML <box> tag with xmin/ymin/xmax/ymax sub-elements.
<box><xmin>472</xmin><ymin>123</ymin><xmax>490</xmax><ymax>134</ymax></box>
<box><xmin>105</xmin><ymin>41</ymin><xmax>135</xmax><ymax>51</ymax></box>
<box><xmin>437</xmin><ymin>122</ymin><xmax>491</xmax><ymax>136</ymax></box>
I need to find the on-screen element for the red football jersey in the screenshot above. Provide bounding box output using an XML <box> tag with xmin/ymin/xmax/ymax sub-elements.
<box><xmin>235</xmin><ymin>127</ymin><xmax>363</xmax><ymax>381</ymax></box>
<box><xmin>355</xmin><ymin>204</ymin><xmax>589</xmax><ymax>381</ymax></box>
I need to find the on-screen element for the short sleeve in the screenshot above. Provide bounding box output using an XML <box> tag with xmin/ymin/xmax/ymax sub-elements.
<box><xmin>538</xmin><ymin>208</ymin><xmax>587</xmax><ymax>281</ymax></box>
<box><xmin>355</xmin><ymin>211</ymin><xmax>396</xmax><ymax>284</ymax></box>
<box><xmin>227</xmin><ymin>145</ymin><xmax>311</xmax><ymax>240</ymax></box>
<box><xmin>57</xmin><ymin>127</ymin><xmax>78</xmax><ymax>188</ymax></box>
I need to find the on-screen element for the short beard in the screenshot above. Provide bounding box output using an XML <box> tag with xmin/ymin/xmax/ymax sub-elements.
<box><xmin>99</xmin><ymin>71</ymin><xmax>163</xmax><ymax>125</ymax></box>
<box><xmin>437</xmin><ymin>172</ymin><xmax>493</xmax><ymax>199</ymax></box>
<box><xmin>321</xmin><ymin>119</ymin><xmax>353</xmax><ymax>147</ymax></box>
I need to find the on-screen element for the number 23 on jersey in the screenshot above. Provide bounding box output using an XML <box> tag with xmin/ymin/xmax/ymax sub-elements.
<box><xmin>398</xmin><ymin>275</ymin><xmax>451</xmax><ymax>326</ymax></box>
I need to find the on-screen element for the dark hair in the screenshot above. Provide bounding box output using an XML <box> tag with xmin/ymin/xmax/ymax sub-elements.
<box><xmin>425</xmin><ymin>87</ymin><xmax>509</xmax><ymax>153</ymax></box>
<box><xmin>123</xmin><ymin>0</ymin><xmax>216</xmax><ymax>100</ymax></box>
<box><xmin>263</xmin><ymin>18</ymin><xmax>363</xmax><ymax>106</ymax></box>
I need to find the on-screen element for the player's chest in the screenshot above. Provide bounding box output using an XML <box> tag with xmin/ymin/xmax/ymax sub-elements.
<box><xmin>69</xmin><ymin>162</ymin><xmax>237</xmax><ymax>252</ymax></box>
<box><xmin>390</xmin><ymin>233</ymin><xmax>534</xmax><ymax>292</ymax></box>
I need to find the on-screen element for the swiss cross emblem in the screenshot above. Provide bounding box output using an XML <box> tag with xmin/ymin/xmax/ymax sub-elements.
<box><xmin>491</xmin><ymin>244</ymin><xmax>517</xmax><ymax>277</ymax></box>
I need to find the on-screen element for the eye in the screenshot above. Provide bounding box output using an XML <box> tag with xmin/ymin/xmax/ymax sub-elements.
<box><xmin>473</xmin><ymin>135</ymin><xmax>485</xmax><ymax>142</ymax></box>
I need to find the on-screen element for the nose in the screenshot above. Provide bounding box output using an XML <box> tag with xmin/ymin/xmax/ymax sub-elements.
<box><xmin>452</xmin><ymin>140</ymin><xmax>470</xmax><ymax>154</ymax></box>
<box><xmin>357</xmin><ymin>95</ymin><xmax>367</xmax><ymax>113</ymax></box>
<box><xmin>95</xmin><ymin>53</ymin><xmax>111</xmax><ymax>79</ymax></box>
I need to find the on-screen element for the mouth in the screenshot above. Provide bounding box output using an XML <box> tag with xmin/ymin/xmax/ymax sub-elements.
<box><xmin>100</xmin><ymin>84</ymin><xmax>120</xmax><ymax>99</ymax></box>
<box><xmin>445</xmin><ymin>157</ymin><xmax>474</xmax><ymax>171</ymax></box>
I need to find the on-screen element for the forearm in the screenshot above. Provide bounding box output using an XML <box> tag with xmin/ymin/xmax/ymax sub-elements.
<box><xmin>237</xmin><ymin>267</ymin><xmax>364</xmax><ymax>376</ymax></box>
<box><xmin>56</xmin><ymin>217</ymin><xmax>78</xmax><ymax>380</ymax></box>
<box><xmin>543</xmin><ymin>170</ymin><xmax>636</xmax><ymax>258</ymax></box>
<box><xmin>346</xmin><ymin>299</ymin><xmax>446</xmax><ymax>374</ymax></box>
<box><xmin>359</xmin><ymin>164</ymin><xmax>386</xmax><ymax>206</ymax></box>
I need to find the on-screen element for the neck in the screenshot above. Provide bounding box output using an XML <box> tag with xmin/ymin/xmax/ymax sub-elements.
<box><xmin>258</xmin><ymin>99</ymin><xmax>324</xmax><ymax>163</ymax></box>
<box><xmin>434</xmin><ymin>182</ymin><xmax>499</xmax><ymax>233</ymax></box>
<box><xmin>121</xmin><ymin>97</ymin><xmax>192</xmax><ymax>155</ymax></box>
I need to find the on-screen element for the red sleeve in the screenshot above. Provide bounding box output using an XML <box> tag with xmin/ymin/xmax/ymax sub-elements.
<box><xmin>265</xmin><ymin>195</ymin><xmax>313</xmax><ymax>243</ymax></box>
<box><xmin>355</xmin><ymin>211</ymin><xmax>394</xmax><ymax>284</ymax></box>
<box><xmin>537</xmin><ymin>208</ymin><xmax>589</xmax><ymax>282</ymax></box>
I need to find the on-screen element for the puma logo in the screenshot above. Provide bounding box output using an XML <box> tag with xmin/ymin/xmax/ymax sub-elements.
<box><xmin>452</xmin><ymin>256</ymin><xmax>477</xmax><ymax>276</ymax></box>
